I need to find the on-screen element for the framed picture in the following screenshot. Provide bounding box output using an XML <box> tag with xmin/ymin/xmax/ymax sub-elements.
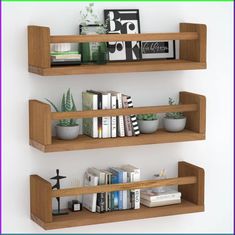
<box><xmin>104</xmin><ymin>9</ymin><xmax>141</xmax><ymax>61</ymax></box>
<box><xmin>141</xmin><ymin>40</ymin><xmax>176</xmax><ymax>60</ymax></box>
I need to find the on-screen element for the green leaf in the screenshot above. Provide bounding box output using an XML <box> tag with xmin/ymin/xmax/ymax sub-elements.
<box><xmin>45</xmin><ymin>98</ymin><xmax>60</xmax><ymax>112</ymax></box>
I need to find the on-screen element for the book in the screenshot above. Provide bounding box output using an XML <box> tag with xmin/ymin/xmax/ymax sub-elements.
<box><xmin>116</xmin><ymin>168</ymin><xmax>128</xmax><ymax>210</ymax></box>
<box><xmin>101</xmin><ymin>169</ymin><xmax>112</xmax><ymax>211</ymax></box>
<box><xmin>140</xmin><ymin>189</ymin><xmax>181</xmax><ymax>202</ymax></box>
<box><xmin>83</xmin><ymin>171</ymin><xmax>98</xmax><ymax>212</ymax></box>
<box><xmin>50</xmin><ymin>51</ymin><xmax>80</xmax><ymax>56</ymax></box>
<box><xmin>121</xmin><ymin>164</ymin><xmax>140</xmax><ymax>209</ymax></box>
<box><xmin>88</xmin><ymin>168</ymin><xmax>106</xmax><ymax>213</ymax></box>
<box><xmin>111</xmin><ymin>95</ymin><xmax>117</xmax><ymax>138</ymax></box>
<box><xmin>140</xmin><ymin>198</ymin><xmax>181</xmax><ymax>207</ymax></box>
<box><xmin>126</xmin><ymin>96</ymin><xmax>140</xmax><ymax>136</ymax></box>
<box><xmin>82</xmin><ymin>92</ymin><xmax>98</xmax><ymax>138</ymax></box>
<box><xmin>87</xmin><ymin>90</ymin><xmax>102</xmax><ymax>138</ymax></box>
<box><xmin>110</xmin><ymin>91</ymin><xmax>125</xmax><ymax>137</ymax></box>
<box><xmin>51</xmin><ymin>61</ymin><xmax>81</xmax><ymax>66</ymax></box>
<box><xmin>101</xmin><ymin>92</ymin><xmax>111</xmax><ymax>138</ymax></box>
<box><xmin>110</xmin><ymin>170</ymin><xmax>119</xmax><ymax>211</ymax></box>
<box><xmin>122</xmin><ymin>95</ymin><xmax>133</xmax><ymax>136</ymax></box>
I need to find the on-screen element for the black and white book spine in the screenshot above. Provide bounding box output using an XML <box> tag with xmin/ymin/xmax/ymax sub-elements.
<box><xmin>127</xmin><ymin>96</ymin><xmax>140</xmax><ymax>136</ymax></box>
<box><xmin>102</xmin><ymin>92</ymin><xmax>111</xmax><ymax>138</ymax></box>
<box><xmin>111</xmin><ymin>95</ymin><xmax>117</xmax><ymax>138</ymax></box>
<box><xmin>122</xmin><ymin>95</ymin><xmax>133</xmax><ymax>137</ymax></box>
<box><xmin>116</xmin><ymin>93</ymin><xmax>125</xmax><ymax>137</ymax></box>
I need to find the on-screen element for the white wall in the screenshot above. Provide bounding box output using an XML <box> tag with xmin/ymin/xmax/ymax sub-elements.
<box><xmin>2</xmin><ymin>2</ymin><xmax>233</xmax><ymax>233</ymax></box>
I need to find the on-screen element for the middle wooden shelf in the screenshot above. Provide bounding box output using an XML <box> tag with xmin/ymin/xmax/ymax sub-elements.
<box><xmin>29</xmin><ymin>91</ymin><xmax>206</xmax><ymax>153</ymax></box>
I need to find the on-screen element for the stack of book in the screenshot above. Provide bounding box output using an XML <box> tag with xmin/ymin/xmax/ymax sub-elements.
<box><xmin>140</xmin><ymin>189</ymin><xmax>181</xmax><ymax>207</ymax></box>
<box><xmin>82</xmin><ymin>164</ymin><xmax>140</xmax><ymax>213</ymax></box>
<box><xmin>82</xmin><ymin>90</ymin><xmax>140</xmax><ymax>138</ymax></box>
<box><xmin>50</xmin><ymin>51</ymin><xmax>81</xmax><ymax>66</ymax></box>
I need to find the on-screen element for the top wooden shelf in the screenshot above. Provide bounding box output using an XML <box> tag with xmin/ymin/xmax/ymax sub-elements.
<box><xmin>28</xmin><ymin>22</ymin><xmax>207</xmax><ymax>76</ymax></box>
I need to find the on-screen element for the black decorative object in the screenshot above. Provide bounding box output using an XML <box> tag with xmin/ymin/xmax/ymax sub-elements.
<box><xmin>141</xmin><ymin>40</ymin><xmax>176</xmax><ymax>60</ymax></box>
<box><xmin>51</xmin><ymin>169</ymin><xmax>68</xmax><ymax>216</ymax></box>
<box><xmin>68</xmin><ymin>200</ymin><xmax>83</xmax><ymax>212</ymax></box>
<box><xmin>104</xmin><ymin>9</ymin><xmax>141</xmax><ymax>61</ymax></box>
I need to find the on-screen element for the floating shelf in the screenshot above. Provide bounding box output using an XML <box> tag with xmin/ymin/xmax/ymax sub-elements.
<box><xmin>29</xmin><ymin>91</ymin><xmax>206</xmax><ymax>153</ymax></box>
<box><xmin>28</xmin><ymin>23</ymin><xmax>207</xmax><ymax>76</ymax></box>
<box><xmin>30</xmin><ymin>161</ymin><xmax>205</xmax><ymax>230</ymax></box>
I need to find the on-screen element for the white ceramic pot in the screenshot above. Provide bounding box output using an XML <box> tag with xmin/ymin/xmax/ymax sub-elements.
<box><xmin>138</xmin><ymin>119</ymin><xmax>159</xmax><ymax>134</ymax></box>
<box><xmin>164</xmin><ymin>117</ymin><xmax>186</xmax><ymax>132</ymax></box>
<box><xmin>56</xmin><ymin>125</ymin><xmax>79</xmax><ymax>140</ymax></box>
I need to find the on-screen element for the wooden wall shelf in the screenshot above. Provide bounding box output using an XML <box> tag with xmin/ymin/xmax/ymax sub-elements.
<box><xmin>28</xmin><ymin>23</ymin><xmax>207</xmax><ymax>76</ymax></box>
<box><xmin>30</xmin><ymin>161</ymin><xmax>205</xmax><ymax>230</ymax></box>
<box><xmin>29</xmin><ymin>91</ymin><xmax>206</xmax><ymax>153</ymax></box>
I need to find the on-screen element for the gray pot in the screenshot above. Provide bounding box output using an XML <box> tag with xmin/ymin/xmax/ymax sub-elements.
<box><xmin>138</xmin><ymin>119</ymin><xmax>159</xmax><ymax>134</ymax></box>
<box><xmin>164</xmin><ymin>117</ymin><xmax>186</xmax><ymax>132</ymax></box>
<box><xmin>56</xmin><ymin>125</ymin><xmax>80</xmax><ymax>140</ymax></box>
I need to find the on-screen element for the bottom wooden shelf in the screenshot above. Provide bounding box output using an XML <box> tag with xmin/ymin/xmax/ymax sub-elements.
<box><xmin>31</xmin><ymin>199</ymin><xmax>204</xmax><ymax>230</ymax></box>
<box><xmin>30</xmin><ymin>129</ymin><xmax>205</xmax><ymax>153</ymax></box>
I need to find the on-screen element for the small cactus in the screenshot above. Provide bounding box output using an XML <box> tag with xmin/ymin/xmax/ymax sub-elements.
<box><xmin>137</xmin><ymin>113</ymin><xmax>159</xmax><ymax>121</ymax></box>
<box><xmin>165</xmin><ymin>97</ymin><xmax>185</xmax><ymax>119</ymax></box>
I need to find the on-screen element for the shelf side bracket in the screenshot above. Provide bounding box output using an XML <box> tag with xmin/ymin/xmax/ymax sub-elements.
<box><xmin>28</xmin><ymin>25</ymin><xmax>51</xmax><ymax>69</ymax></box>
<box><xmin>29</xmin><ymin>100</ymin><xmax>52</xmax><ymax>145</ymax></box>
<box><xmin>180</xmin><ymin>23</ymin><xmax>207</xmax><ymax>63</ymax></box>
<box><xmin>30</xmin><ymin>175</ymin><xmax>52</xmax><ymax>223</ymax></box>
<box><xmin>178</xmin><ymin>161</ymin><xmax>204</xmax><ymax>206</ymax></box>
<box><xmin>180</xmin><ymin>91</ymin><xmax>206</xmax><ymax>134</ymax></box>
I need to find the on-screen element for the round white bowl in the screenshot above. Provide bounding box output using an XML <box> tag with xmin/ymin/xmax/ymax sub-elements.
<box><xmin>164</xmin><ymin>117</ymin><xmax>186</xmax><ymax>132</ymax></box>
<box><xmin>138</xmin><ymin>119</ymin><xmax>159</xmax><ymax>134</ymax></box>
<box><xmin>56</xmin><ymin>125</ymin><xmax>79</xmax><ymax>140</ymax></box>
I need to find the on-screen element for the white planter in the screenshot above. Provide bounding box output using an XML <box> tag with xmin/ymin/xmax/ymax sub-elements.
<box><xmin>138</xmin><ymin>119</ymin><xmax>159</xmax><ymax>134</ymax></box>
<box><xmin>164</xmin><ymin>117</ymin><xmax>186</xmax><ymax>132</ymax></box>
<box><xmin>56</xmin><ymin>125</ymin><xmax>79</xmax><ymax>140</ymax></box>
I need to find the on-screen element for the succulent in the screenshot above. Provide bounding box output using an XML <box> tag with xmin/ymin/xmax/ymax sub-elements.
<box><xmin>46</xmin><ymin>89</ymin><xmax>78</xmax><ymax>127</ymax></box>
<box><xmin>137</xmin><ymin>113</ymin><xmax>159</xmax><ymax>121</ymax></box>
<box><xmin>165</xmin><ymin>97</ymin><xmax>185</xmax><ymax>119</ymax></box>
<box><xmin>79</xmin><ymin>3</ymin><xmax>108</xmax><ymax>34</ymax></box>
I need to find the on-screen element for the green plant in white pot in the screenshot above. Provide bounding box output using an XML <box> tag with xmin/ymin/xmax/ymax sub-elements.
<box><xmin>137</xmin><ymin>113</ymin><xmax>159</xmax><ymax>134</ymax></box>
<box><xmin>46</xmin><ymin>89</ymin><xmax>79</xmax><ymax>140</ymax></box>
<box><xmin>164</xmin><ymin>97</ymin><xmax>186</xmax><ymax>132</ymax></box>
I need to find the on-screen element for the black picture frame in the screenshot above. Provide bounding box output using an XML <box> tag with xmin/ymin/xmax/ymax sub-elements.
<box><xmin>104</xmin><ymin>9</ymin><xmax>141</xmax><ymax>62</ymax></box>
<box><xmin>141</xmin><ymin>40</ymin><xmax>176</xmax><ymax>60</ymax></box>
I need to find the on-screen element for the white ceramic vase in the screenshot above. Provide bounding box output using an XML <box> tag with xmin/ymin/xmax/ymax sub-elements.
<box><xmin>138</xmin><ymin>119</ymin><xmax>159</xmax><ymax>134</ymax></box>
<box><xmin>56</xmin><ymin>125</ymin><xmax>79</xmax><ymax>140</ymax></box>
<box><xmin>164</xmin><ymin>117</ymin><xmax>186</xmax><ymax>132</ymax></box>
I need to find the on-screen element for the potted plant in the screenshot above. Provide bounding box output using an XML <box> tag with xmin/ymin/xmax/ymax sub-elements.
<box><xmin>79</xmin><ymin>3</ymin><xmax>108</xmax><ymax>64</ymax></box>
<box><xmin>164</xmin><ymin>97</ymin><xmax>186</xmax><ymax>132</ymax></box>
<box><xmin>46</xmin><ymin>89</ymin><xmax>79</xmax><ymax>140</ymax></box>
<box><xmin>137</xmin><ymin>114</ymin><xmax>159</xmax><ymax>134</ymax></box>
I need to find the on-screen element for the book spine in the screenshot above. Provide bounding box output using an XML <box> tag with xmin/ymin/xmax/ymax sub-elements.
<box><xmin>122</xmin><ymin>95</ymin><xmax>133</xmax><ymax>137</ymax></box>
<box><xmin>141</xmin><ymin>192</ymin><xmax>182</xmax><ymax>202</ymax></box>
<box><xmin>102</xmin><ymin>93</ymin><xmax>111</xmax><ymax>138</ymax></box>
<box><xmin>122</xmin><ymin>172</ymin><xmax>128</xmax><ymax>210</ymax></box>
<box><xmin>92</xmin><ymin>95</ymin><xmax>98</xmax><ymax>138</ymax></box>
<box><xmin>117</xmin><ymin>93</ymin><xmax>125</xmax><ymax>137</ymax></box>
<box><xmin>111</xmin><ymin>95</ymin><xmax>117</xmax><ymax>138</ymax></box>
<box><xmin>117</xmin><ymin>172</ymin><xmax>123</xmax><ymax>210</ymax></box>
<box><xmin>133</xmin><ymin>169</ymin><xmax>140</xmax><ymax>209</ymax></box>
<box><xmin>97</xmin><ymin>94</ymin><xmax>102</xmax><ymax>138</ymax></box>
<box><xmin>127</xmin><ymin>96</ymin><xmax>140</xmax><ymax>136</ymax></box>
<box><xmin>111</xmin><ymin>174</ymin><xmax>119</xmax><ymax>211</ymax></box>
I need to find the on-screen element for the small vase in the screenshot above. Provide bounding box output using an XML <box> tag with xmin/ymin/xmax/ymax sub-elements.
<box><xmin>56</xmin><ymin>125</ymin><xmax>80</xmax><ymax>140</ymax></box>
<box><xmin>138</xmin><ymin>119</ymin><xmax>159</xmax><ymax>134</ymax></box>
<box><xmin>164</xmin><ymin>117</ymin><xmax>186</xmax><ymax>132</ymax></box>
<box><xmin>92</xmin><ymin>43</ymin><xmax>108</xmax><ymax>64</ymax></box>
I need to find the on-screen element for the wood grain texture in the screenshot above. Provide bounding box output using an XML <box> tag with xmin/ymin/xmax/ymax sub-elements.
<box><xmin>29</xmin><ymin>100</ymin><xmax>52</xmax><ymax>145</ymax></box>
<box><xmin>52</xmin><ymin>176</ymin><xmax>196</xmax><ymax>197</ymax></box>
<box><xmin>30</xmin><ymin>129</ymin><xmax>205</xmax><ymax>153</ymax></box>
<box><xmin>50</xmin><ymin>32</ymin><xmax>198</xmax><ymax>43</ymax></box>
<box><xmin>30</xmin><ymin>175</ymin><xmax>52</xmax><ymax>223</ymax></box>
<box><xmin>180</xmin><ymin>23</ymin><xmax>207</xmax><ymax>63</ymax></box>
<box><xmin>28</xmin><ymin>25</ymin><xmax>50</xmax><ymax>68</ymax></box>
<box><xmin>51</xmin><ymin>104</ymin><xmax>197</xmax><ymax>120</ymax></box>
<box><xmin>29</xmin><ymin>59</ymin><xmax>206</xmax><ymax>76</ymax></box>
<box><xmin>32</xmin><ymin>200</ymin><xmax>204</xmax><ymax>230</ymax></box>
<box><xmin>179</xmin><ymin>91</ymin><xmax>206</xmax><ymax>134</ymax></box>
<box><xmin>178</xmin><ymin>162</ymin><xmax>205</xmax><ymax>206</ymax></box>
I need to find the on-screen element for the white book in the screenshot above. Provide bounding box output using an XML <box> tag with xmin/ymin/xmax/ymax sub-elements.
<box><xmin>121</xmin><ymin>164</ymin><xmax>140</xmax><ymax>209</ymax></box>
<box><xmin>82</xmin><ymin>92</ymin><xmax>98</xmax><ymax>138</ymax></box>
<box><xmin>109</xmin><ymin>91</ymin><xmax>125</xmax><ymax>137</ymax></box>
<box><xmin>102</xmin><ymin>92</ymin><xmax>111</xmax><ymax>138</ymax></box>
<box><xmin>111</xmin><ymin>95</ymin><xmax>117</xmax><ymax>138</ymax></box>
<box><xmin>83</xmin><ymin>171</ymin><xmax>98</xmax><ymax>212</ymax></box>
<box><xmin>101</xmin><ymin>169</ymin><xmax>112</xmax><ymax>211</ymax></box>
<box><xmin>140</xmin><ymin>189</ymin><xmax>181</xmax><ymax>202</ymax></box>
<box><xmin>141</xmin><ymin>198</ymin><xmax>181</xmax><ymax>207</ymax></box>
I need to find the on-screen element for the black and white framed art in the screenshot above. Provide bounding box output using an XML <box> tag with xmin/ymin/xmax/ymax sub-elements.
<box><xmin>104</xmin><ymin>9</ymin><xmax>141</xmax><ymax>61</ymax></box>
<box><xmin>141</xmin><ymin>40</ymin><xmax>176</xmax><ymax>60</ymax></box>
